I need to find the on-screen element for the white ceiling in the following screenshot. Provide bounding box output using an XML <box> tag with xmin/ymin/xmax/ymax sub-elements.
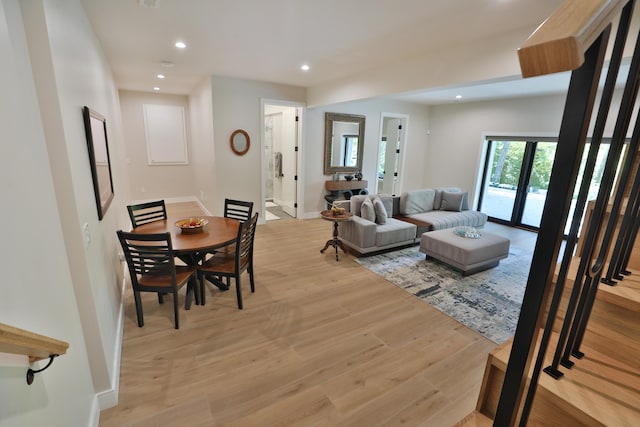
<box><xmin>80</xmin><ymin>0</ymin><xmax>569</xmax><ymax>104</ymax></box>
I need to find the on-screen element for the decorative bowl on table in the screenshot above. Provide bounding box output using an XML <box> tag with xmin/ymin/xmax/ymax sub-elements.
<box><xmin>175</xmin><ymin>218</ymin><xmax>208</xmax><ymax>234</ymax></box>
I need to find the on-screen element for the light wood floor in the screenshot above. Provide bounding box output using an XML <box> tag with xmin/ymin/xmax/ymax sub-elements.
<box><xmin>100</xmin><ymin>202</ymin><xmax>535</xmax><ymax>427</ymax></box>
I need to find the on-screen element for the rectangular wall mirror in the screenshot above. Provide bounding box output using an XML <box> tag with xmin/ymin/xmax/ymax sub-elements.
<box><xmin>83</xmin><ymin>106</ymin><xmax>114</xmax><ymax>220</ymax></box>
<box><xmin>324</xmin><ymin>112</ymin><xmax>366</xmax><ymax>174</ymax></box>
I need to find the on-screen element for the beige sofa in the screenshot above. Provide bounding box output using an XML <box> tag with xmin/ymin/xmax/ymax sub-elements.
<box><xmin>332</xmin><ymin>188</ymin><xmax>487</xmax><ymax>256</ymax></box>
<box><xmin>393</xmin><ymin>187</ymin><xmax>488</xmax><ymax>236</ymax></box>
<box><xmin>333</xmin><ymin>194</ymin><xmax>417</xmax><ymax>255</ymax></box>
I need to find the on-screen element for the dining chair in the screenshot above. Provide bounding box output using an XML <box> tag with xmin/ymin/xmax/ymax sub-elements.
<box><xmin>224</xmin><ymin>198</ymin><xmax>253</xmax><ymax>222</ymax></box>
<box><xmin>127</xmin><ymin>200</ymin><xmax>167</xmax><ymax>228</ymax></box>
<box><xmin>203</xmin><ymin>198</ymin><xmax>254</xmax><ymax>261</ymax></box>
<box><xmin>117</xmin><ymin>230</ymin><xmax>198</xmax><ymax>329</ymax></box>
<box><xmin>198</xmin><ymin>213</ymin><xmax>259</xmax><ymax>308</ymax></box>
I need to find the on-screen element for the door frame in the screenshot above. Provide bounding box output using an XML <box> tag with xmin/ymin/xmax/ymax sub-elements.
<box><xmin>377</xmin><ymin>112</ymin><xmax>409</xmax><ymax>196</ymax></box>
<box><xmin>260</xmin><ymin>98</ymin><xmax>305</xmax><ymax>222</ymax></box>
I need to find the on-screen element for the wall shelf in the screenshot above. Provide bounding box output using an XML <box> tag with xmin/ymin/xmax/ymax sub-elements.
<box><xmin>0</xmin><ymin>322</ymin><xmax>68</xmax><ymax>384</ymax></box>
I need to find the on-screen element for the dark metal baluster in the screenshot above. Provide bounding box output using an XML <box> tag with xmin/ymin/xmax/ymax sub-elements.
<box><xmin>602</xmin><ymin>158</ymin><xmax>640</xmax><ymax>283</ymax></box>
<box><xmin>543</xmin><ymin>0</ymin><xmax>635</xmax><ymax>377</ymax></box>
<box><xmin>494</xmin><ymin>29</ymin><xmax>609</xmax><ymax>427</ymax></box>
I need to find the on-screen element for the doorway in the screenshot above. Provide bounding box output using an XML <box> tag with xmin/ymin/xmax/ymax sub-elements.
<box><xmin>262</xmin><ymin>101</ymin><xmax>303</xmax><ymax>221</ymax></box>
<box><xmin>377</xmin><ymin>113</ymin><xmax>408</xmax><ymax>196</ymax></box>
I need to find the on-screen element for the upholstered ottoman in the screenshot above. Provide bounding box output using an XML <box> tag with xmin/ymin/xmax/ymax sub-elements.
<box><xmin>419</xmin><ymin>229</ymin><xmax>510</xmax><ymax>276</ymax></box>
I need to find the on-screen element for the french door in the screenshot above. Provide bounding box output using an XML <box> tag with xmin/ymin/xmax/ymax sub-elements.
<box><xmin>479</xmin><ymin>138</ymin><xmax>622</xmax><ymax>233</ymax></box>
<box><xmin>479</xmin><ymin>139</ymin><xmax>556</xmax><ymax>230</ymax></box>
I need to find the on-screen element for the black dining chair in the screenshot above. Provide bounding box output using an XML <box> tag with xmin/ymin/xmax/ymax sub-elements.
<box><xmin>127</xmin><ymin>200</ymin><xmax>167</xmax><ymax>228</ymax></box>
<box><xmin>117</xmin><ymin>230</ymin><xmax>198</xmax><ymax>329</ymax></box>
<box><xmin>224</xmin><ymin>198</ymin><xmax>254</xmax><ymax>222</ymax></box>
<box><xmin>198</xmin><ymin>213</ymin><xmax>258</xmax><ymax>308</ymax></box>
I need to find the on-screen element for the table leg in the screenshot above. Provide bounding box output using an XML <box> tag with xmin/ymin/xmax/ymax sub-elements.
<box><xmin>320</xmin><ymin>220</ymin><xmax>348</xmax><ymax>261</ymax></box>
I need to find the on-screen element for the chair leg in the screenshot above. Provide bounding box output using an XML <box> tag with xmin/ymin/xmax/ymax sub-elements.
<box><xmin>157</xmin><ymin>292</ymin><xmax>164</xmax><ymax>304</ymax></box>
<box><xmin>173</xmin><ymin>291</ymin><xmax>180</xmax><ymax>329</ymax></box>
<box><xmin>249</xmin><ymin>265</ymin><xmax>255</xmax><ymax>293</ymax></box>
<box><xmin>134</xmin><ymin>291</ymin><xmax>144</xmax><ymax>327</ymax></box>
<box><xmin>235</xmin><ymin>276</ymin><xmax>243</xmax><ymax>309</ymax></box>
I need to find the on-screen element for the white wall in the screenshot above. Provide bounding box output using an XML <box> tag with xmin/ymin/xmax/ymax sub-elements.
<box><xmin>427</xmin><ymin>94</ymin><xmax>568</xmax><ymax>206</ymax></box>
<box><xmin>211</xmin><ymin>76</ymin><xmax>306</xmax><ymax>218</ymax></box>
<box><xmin>305</xmin><ymin>98</ymin><xmax>430</xmax><ymax>214</ymax></box>
<box><xmin>120</xmin><ymin>90</ymin><xmax>195</xmax><ymax>203</ymax></box>
<box><xmin>189</xmin><ymin>78</ymin><xmax>217</xmax><ymax>214</ymax></box>
<box><xmin>0</xmin><ymin>0</ymin><xmax>114</xmax><ymax>425</ymax></box>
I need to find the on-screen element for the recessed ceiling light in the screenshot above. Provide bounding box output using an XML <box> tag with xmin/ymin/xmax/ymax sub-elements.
<box><xmin>301</xmin><ymin>64</ymin><xmax>310</xmax><ymax>71</ymax></box>
<box><xmin>160</xmin><ymin>60</ymin><xmax>174</xmax><ymax>68</ymax></box>
<box><xmin>455</xmin><ymin>95</ymin><xmax>462</xmax><ymax>99</ymax></box>
<box><xmin>157</xmin><ymin>74</ymin><xmax>165</xmax><ymax>79</ymax></box>
<box><xmin>175</xmin><ymin>41</ymin><xmax>186</xmax><ymax>49</ymax></box>
<box><xmin>153</xmin><ymin>87</ymin><xmax>160</xmax><ymax>91</ymax></box>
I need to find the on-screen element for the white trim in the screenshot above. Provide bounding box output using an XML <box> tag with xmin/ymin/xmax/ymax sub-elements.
<box><xmin>378</xmin><ymin>112</ymin><xmax>410</xmax><ymax>196</ymax></box>
<box><xmin>260</xmin><ymin>98</ymin><xmax>306</xmax><ymax>224</ymax></box>
<box><xmin>89</xmin><ymin>395</ymin><xmax>101</xmax><ymax>427</ymax></box>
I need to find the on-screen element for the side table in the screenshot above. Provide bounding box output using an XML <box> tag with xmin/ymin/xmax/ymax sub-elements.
<box><xmin>320</xmin><ymin>210</ymin><xmax>353</xmax><ymax>261</ymax></box>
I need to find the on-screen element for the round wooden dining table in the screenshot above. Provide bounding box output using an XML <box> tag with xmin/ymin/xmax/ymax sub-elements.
<box><xmin>132</xmin><ymin>216</ymin><xmax>240</xmax><ymax>254</ymax></box>
<box><xmin>132</xmin><ymin>216</ymin><xmax>241</xmax><ymax>303</ymax></box>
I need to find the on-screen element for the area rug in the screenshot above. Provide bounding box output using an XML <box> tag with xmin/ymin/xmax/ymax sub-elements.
<box><xmin>355</xmin><ymin>244</ymin><xmax>532</xmax><ymax>344</ymax></box>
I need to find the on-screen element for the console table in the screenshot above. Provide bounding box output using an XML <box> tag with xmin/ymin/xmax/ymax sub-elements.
<box><xmin>324</xmin><ymin>179</ymin><xmax>368</xmax><ymax>207</ymax></box>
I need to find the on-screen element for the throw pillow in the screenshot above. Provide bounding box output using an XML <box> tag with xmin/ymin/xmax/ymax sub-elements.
<box><xmin>350</xmin><ymin>195</ymin><xmax>369</xmax><ymax>217</ymax></box>
<box><xmin>441</xmin><ymin>191</ymin><xmax>465</xmax><ymax>212</ymax></box>
<box><xmin>360</xmin><ymin>197</ymin><xmax>376</xmax><ymax>222</ymax></box>
<box><xmin>373</xmin><ymin>196</ymin><xmax>387</xmax><ymax>225</ymax></box>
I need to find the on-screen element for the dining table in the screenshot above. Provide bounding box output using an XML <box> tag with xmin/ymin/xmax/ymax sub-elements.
<box><xmin>132</xmin><ymin>215</ymin><xmax>241</xmax><ymax>302</ymax></box>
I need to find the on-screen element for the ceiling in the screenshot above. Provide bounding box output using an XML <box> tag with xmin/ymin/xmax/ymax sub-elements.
<box><xmin>80</xmin><ymin>0</ymin><xmax>569</xmax><ymax>104</ymax></box>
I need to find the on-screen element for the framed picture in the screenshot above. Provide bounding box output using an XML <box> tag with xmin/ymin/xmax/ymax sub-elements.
<box><xmin>83</xmin><ymin>106</ymin><xmax>114</xmax><ymax>220</ymax></box>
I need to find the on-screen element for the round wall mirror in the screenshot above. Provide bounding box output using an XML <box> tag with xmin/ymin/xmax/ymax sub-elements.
<box><xmin>230</xmin><ymin>129</ymin><xmax>250</xmax><ymax>155</ymax></box>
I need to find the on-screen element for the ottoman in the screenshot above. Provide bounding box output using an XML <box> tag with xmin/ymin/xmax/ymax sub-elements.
<box><xmin>419</xmin><ymin>229</ymin><xmax>510</xmax><ymax>276</ymax></box>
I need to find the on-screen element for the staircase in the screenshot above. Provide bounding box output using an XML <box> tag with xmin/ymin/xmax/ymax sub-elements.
<box><xmin>455</xmin><ymin>0</ymin><xmax>640</xmax><ymax>424</ymax></box>
<box><xmin>460</xmin><ymin>259</ymin><xmax>640</xmax><ymax>426</ymax></box>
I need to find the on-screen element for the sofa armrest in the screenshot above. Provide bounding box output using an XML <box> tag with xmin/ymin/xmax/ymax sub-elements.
<box><xmin>339</xmin><ymin>215</ymin><xmax>376</xmax><ymax>248</ymax></box>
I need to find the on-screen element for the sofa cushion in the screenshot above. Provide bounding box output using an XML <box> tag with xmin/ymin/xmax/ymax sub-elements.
<box><xmin>375</xmin><ymin>218</ymin><xmax>417</xmax><ymax>247</ymax></box>
<box><xmin>399</xmin><ymin>189</ymin><xmax>435</xmax><ymax>215</ymax></box>
<box><xmin>405</xmin><ymin>210</ymin><xmax>488</xmax><ymax>231</ymax></box>
<box><xmin>441</xmin><ymin>191</ymin><xmax>465</xmax><ymax>212</ymax></box>
<box><xmin>361</xmin><ymin>197</ymin><xmax>376</xmax><ymax>222</ymax></box>
<box><xmin>373</xmin><ymin>196</ymin><xmax>387</xmax><ymax>224</ymax></box>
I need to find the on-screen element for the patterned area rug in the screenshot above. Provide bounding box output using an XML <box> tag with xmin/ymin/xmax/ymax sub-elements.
<box><xmin>355</xmin><ymin>244</ymin><xmax>532</xmax><ymax>344</ymax></box>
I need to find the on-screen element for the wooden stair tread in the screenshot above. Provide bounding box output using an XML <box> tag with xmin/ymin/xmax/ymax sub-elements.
<box><xmin>598</xmin><ymin>268</ymin><xmax>640</xmax><ymax>312</ymax></box>
<box><xmin>562</xmin><ymin>256</ymin><xmax>640</xmax><ymax>313</ymax></box>
<box><xmin>491</xmin><ymin>332</ymin><xmax>640</xmax><ymax>425</ymax></box>
<box><xmin>454</xmin><ymin>411</ymin><xmax>493</xmax><ymax>427</ymax></box>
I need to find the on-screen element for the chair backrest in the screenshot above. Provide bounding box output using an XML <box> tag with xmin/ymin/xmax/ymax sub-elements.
<box><xmin>127</xmin><ymin>200</ymin><xmax>167</xmax><ymax>228</ymax></box>
<box><xmin>117</xmin><ymin>231</ymin><xmax>177</xmax><ymax>288</ymax></box>
<box><xmin>224</xmin><ymin>198</ymin><xmax>253</xmax><ymax>223</ymax></box>
<box><xmin>235</xmin><ymin>213</ymin><xmax>259</xmax><ymax>272</ymax></box>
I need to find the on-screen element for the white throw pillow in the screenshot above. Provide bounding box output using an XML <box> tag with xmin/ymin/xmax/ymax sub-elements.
<box><xmin>373</xmin><ymin>196</ymin><xmax>387</xmax><ymax>224</ymax></box>
<box><xmin>360</xmin><ymin>197</ymin><xmax>376</xmax><ymax>222</ymax></box>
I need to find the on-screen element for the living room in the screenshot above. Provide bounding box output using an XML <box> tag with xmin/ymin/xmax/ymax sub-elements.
<box><xmin>4</xmin><ymin>1</ymin><xmax>638</xmax><ymax>426</ymax></box>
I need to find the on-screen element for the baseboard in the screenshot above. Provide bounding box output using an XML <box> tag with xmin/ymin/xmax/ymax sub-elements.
<box><xmin>96</xmin><ymin>265</ymin><xmax>127</xmax><ymax>412</ymax></box>
<box><xmin>89</xmin><ymin>394</ymin><xmax>101</xmax><ymax>427</ymax></box>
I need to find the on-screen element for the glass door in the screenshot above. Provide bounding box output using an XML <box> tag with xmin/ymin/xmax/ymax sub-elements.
<box><xmin>481</xmin><ymin>140</ymin><xmax>526</xmax><ymax>223</ymax></box>
<box><xmin>520</xmin><ymin>142</ymin><xmax>556</xmax><ymax>227</ymax></box>
<box><xmin>480</xmin><ymin>139</ymin><xmax>557</xmax><ymax>230</ymax></box>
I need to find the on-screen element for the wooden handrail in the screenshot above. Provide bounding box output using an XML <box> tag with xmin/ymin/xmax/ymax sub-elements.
<box><xmin>518</xmin><ymin>0</ymin><xmax>627</xmax><ymax>77</ymax></box>
<box><xmin>0</xmin><ymin>323</ymin><xmax>69</xmax><ymax>363</ymax></box>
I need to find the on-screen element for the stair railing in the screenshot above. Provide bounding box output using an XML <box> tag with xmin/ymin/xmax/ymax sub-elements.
<box><xmin>493</xmin><ymin>0</ymin><xmax>637</xmax><ymax>425</ymax></box>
